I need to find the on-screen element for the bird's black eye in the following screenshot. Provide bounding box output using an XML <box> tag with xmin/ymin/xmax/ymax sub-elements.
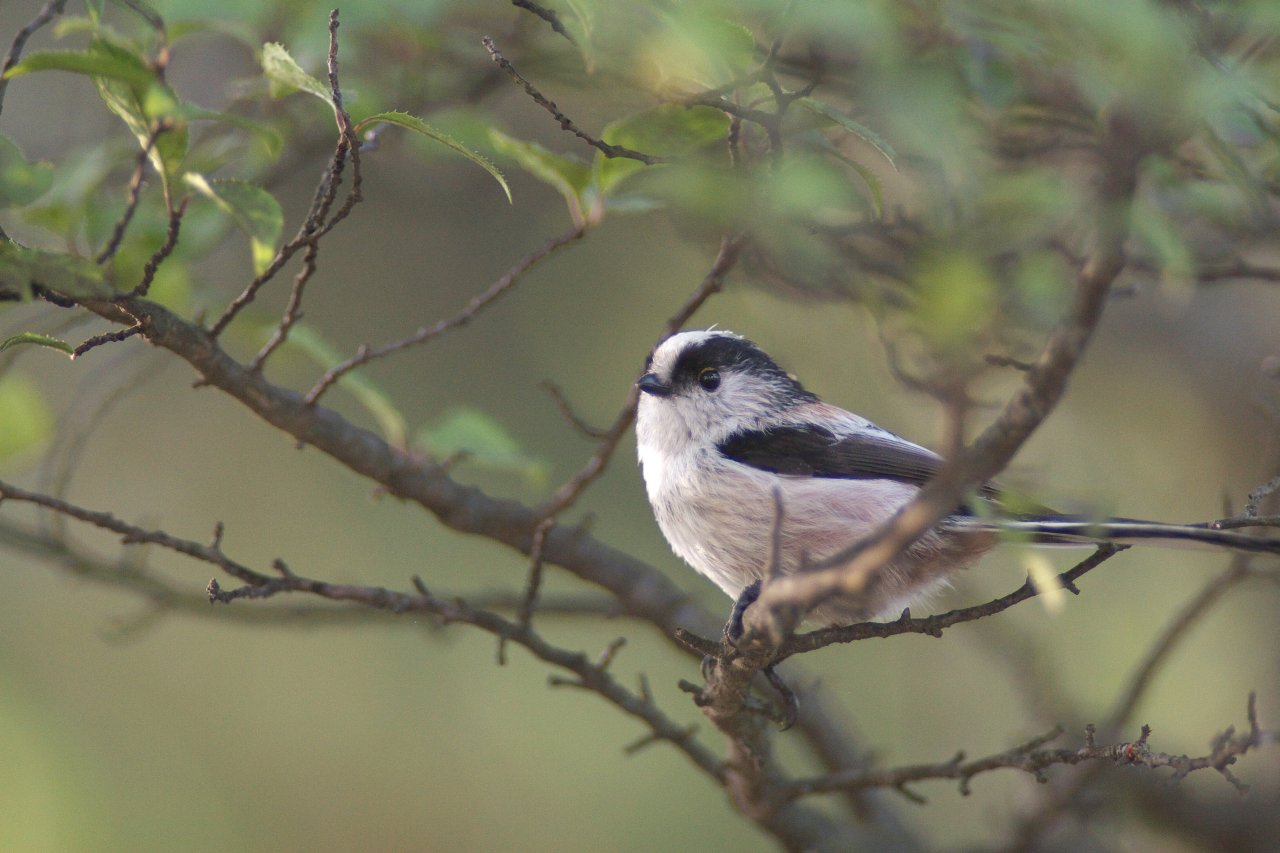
<box><xmin>698</xmin><ymin>367</ymin><xmax>721</xmax><ymax>391</ymax></box>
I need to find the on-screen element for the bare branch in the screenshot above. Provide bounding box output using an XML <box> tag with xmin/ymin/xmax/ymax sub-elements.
<box><xmin>788</xmin><ymin>697</ymin><xmax>1273</xmax><ymax>800</ymax></box>
<box><xmin>208</xmin><ymin>11</ymin><xmax>362</xmax><ymax>341</ymax></box>
<box><xmin>482</xmin><ymin>36</ymin><xmax>664</xmax><ymax>165</ymax></box>
<box><xmin>510</xmin><ymin>0</ymin><xmax>577</xmax><ymax>44</ymax></box>
<box><xmin>129</xmin><ymin>195</ymin><xmax>189</xmax><ymax>298</ymax></box>
<box><xmin>773</xmin><ymin>545</ymin><xmax>1123</xmax><ymax>662</ymax></box>
<box><xmin>0</xmin><ymin>0</ymin><xmax>68</xmax><ymax>122</ymax></box>
<box><xmin>536</xmin><ymin>234</ymin><xmax>745</xmax><ymax>520</ymax></box>
<box><xmin>304</xmin><ymin>224</ymin><xmax>587</xmax><ymax>406</ymax></box>
<box><xmin>96</xmin><ymin>122</ymin><xmax>171</xmax><ymax>265</ymax></box>
<box><xmin>0</xmin><ymin>477</ymin><xmax>724</xmax><ymax>781</ymax></box>
<box><xmin>72</xmin><ymin>320</ymin><xmax>144</xmax><ymax>359</ymax></box>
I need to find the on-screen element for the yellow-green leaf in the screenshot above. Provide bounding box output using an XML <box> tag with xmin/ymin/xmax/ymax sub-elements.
<box><xmin>261</xmin><ymin>42</ymin><xmax>331</xmax><ymax>104</ymax></box>
<box><xmin>0</xmin><ymin>373</ymin><xmax>53</xmax><ymax>462</ymax></box>
<box><xmin>490</xmin><ymin>130</ymin><xmax>591</xmax><ymax>224</ymax></box>
<box><xmin>0</xmin><ymin>332</ymin><xmax>74</xmax><ymax>356</ymax></box>
<box><xmin>0</xmin><ymin>242</ymin><xmax>110</xmax><ymax>301</ymax></box>
<box><xmin>416</xmin><ymin>406</ymin><xmax>548</xmax><ymax>488</ymax></box>
<box><xmin>184</xmin><ymin>174</ymin><xmax>283</xmax><ymax>275</ymax></box>
<box><xmin>282</xmin><ymin>324</ymin><xmax>407</xmax><ymax>448</ymax></box>
<box><xmin>357</xmin><ymin>111</ymin><xmax>511</xmax><ymax>203</ymax></box>
<box><xmin>797</xmin><ymin>97</ymin><xmax>899</xmax><ymax>172</ymax></box>
<box><xmin>0</xmin><ymin>135</ymin><xmax>54</xmax><ymax>208</ymax></box>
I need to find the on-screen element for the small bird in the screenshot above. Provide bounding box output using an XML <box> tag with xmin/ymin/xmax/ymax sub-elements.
<box><xmin>635</xmin><ymin>329</ymin><xmax>1280</xmax><ymax>628</ymax></box>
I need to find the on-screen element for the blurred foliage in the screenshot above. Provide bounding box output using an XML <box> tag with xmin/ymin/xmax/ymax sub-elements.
<box><xmin>1</xmin><ymin>0</ymin><xmax>1279</xmax><ymax>850</ymax></box>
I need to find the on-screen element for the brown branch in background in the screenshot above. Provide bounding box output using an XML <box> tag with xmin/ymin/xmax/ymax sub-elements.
<box><xmin>787</xmin><ymin>696</ymin><xmax>1272</xmax><ymax>801</ymax></box>
<box><xmin>541</xmin><ymin>380</ymin><xmax>609</xmax><ymax>439</ymax></box>
<box><xmin>1195</xmin><ymin>257</ymin><xmax>1280</xmax><ymax>286</ymax></box>
<box><xmin>0</xmin><ymin>478</ymin><xmax>724</xmax><ymax>783</ymax></box>
<box><xmin>497</xmin><ymin>515</ymin><xmax>555</xmax><ymax>665</ymax></box>
<box><xmin>535</xmin><ymin>233</ymin><xmax>745</xmax><ymax>520</ymax></box>
<box><xmin>304</xmin><ymin>223</ymin><xmax>587</xmax><ymax>406</ymax></box>
<box><xmin>510</xmin><ymin>0</ymin><xmax>577</xmax><ymax>44</ymax></box>
<box><xmin>0</xmin><ymin>517</ymin><xmax>384</xmax><ymax>628</ymax></box>
<box><xmin>0</xmin><ymin>479</ymin><xmax>267</xmax><ymax>588</ymax></box>
<box><xmin>482</xmin><ymin>36</ymin><xmax>664</xmax><ymax>164</ymax></box>
<box><xmin>1104</xmin><ymin>556</ymin><xmax>1255</xmax><ymax>735</ymax></box>
<box><xmin>0</xmin><ymin>0</ymin><xmax>67</xmax><ymax>122</ymax></box>
<box><xmin>208</xmin><ymin>11</ymin><xmax>362</xmax><ymax>341</ymax></box>
<box><xmin>251</xmin><ymin>242</ymin><xmax>318</xmax><ymax>370</ymax></box>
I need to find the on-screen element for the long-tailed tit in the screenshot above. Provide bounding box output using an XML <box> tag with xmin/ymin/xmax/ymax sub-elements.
<box><xmin>635</xmin><ymin>329</ymin><xmax>1280</xmax><ymax>628</ymax></box>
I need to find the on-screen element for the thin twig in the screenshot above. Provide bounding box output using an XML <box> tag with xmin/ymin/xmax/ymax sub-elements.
<box><xmin>536</xmin><ymin>233</ymin><xmax>745</xmax><ymax>520</ymax></box>
<box><xmin>0</xmin><ymin>478</ymin><xmax>725</xmax><ymax>783</ymax></box>
<box><xmin>129</xmin><ymin>195</ymin><xmax>189</xmax><ymax>298</ymax></box>
<box><xmin>305</xmin><ymin>223</ymin><xmax>587</xmax><ymax>405</ymax></box>
<box><xmin>72</xmin><ymin>321</ymin><xmax>143</xmax><ymax>359</ymax></box>
<box><xmin>482</xmin><ymin>36</ymin><xmax>664</xmax><ymax>164</ymax></box>
<box><xmin>96</xmin><ymin>123</ymin><xmax>171</xmax><ymax>265</ymax></box>
<box><xmin>541</xmin><ymin>381</ymin><xmax>609</xmax><ymax>439</ymax></box>
<box><xmin>787</xmin><ymin>698</ymin><xmax>1272</xmax><ymax>800</ymax></box>
<box><xmin>510</xmin><ymin>0</ymin><xmax>577</xmax><ymax>44</ymax></box>
<box><xmin>772</xmin><ymin>546</ymin><xmax>1122</xmax><ymax>662</ymax></box>
<box><xmin>208</xmin><ymin>11</ymin><xmax>362</xmax><ymax>341</ymax></box>
<box><xmin>0</xmin><ymin>0</ymin><xmax>68</xmax><ymax>122</ymax></box>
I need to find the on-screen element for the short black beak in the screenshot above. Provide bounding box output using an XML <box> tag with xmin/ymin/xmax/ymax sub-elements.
<box><xmin>636</xmin><ymin>373</ymin><xmax>672</xmax><ymax>397</ymax></box>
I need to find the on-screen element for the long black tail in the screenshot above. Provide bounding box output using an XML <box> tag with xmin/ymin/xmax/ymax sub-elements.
<box><xmin>959</xmin><ymin>516</ymin><xmax>1280</xmax><ymax>556</ymax></box>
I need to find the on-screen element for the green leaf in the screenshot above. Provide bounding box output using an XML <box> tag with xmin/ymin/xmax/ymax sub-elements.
<box><xmin>490</xmin><ymin>130</ymin><xmax>591</xmax><ymax>224</ymax></box>
<box><xmin>0</xmin><ymin>243</ymin><xmax>110</xmax><ymax>301</ymax></box>
<box><xmin>183</xmin><ymin>174</ymin><xmax>283</xmax><ymax>275</ymax></box>
<box><xmin>796</xmin><ymin>97</ymin><xmax>899</xmax><ymax>172</ymax></box>
<box><xmin>182</xmin><ymin>104</ymin><xmax>283</xmax><ymax>160</ymax></box>
<box><xmin>0</xmin><ymin>135</ymin><xmax>54</xmax><ymax>208</ymax></box>
<box><xmin>261</xmin><ymin>42</ymin><xmax>332</xmax><ymax>104</ymax></box>
<box><xmin>416</xmin><ymin>406</ymin><xmax>548</xmax><ymax>487</ymax></box>
<box><xmin>2</xmin><ymin>48</ymin><xmax>154</xmax><ymax>89</ymax></box>
<box><xmin>0</xmin><ymin>373</ymin><xmax>53</xmax><ymax>462</ymax></box>
<box><xmin>82</xmin><ymin>39</ymin><xmax>187</xmax><ymax>180</ymax></box>
<box><xmin>356</xmin><ymin>111</ymin><xmax>511</xmax><ymax>203</ymax></box>
<box><xmin>282</xmin><ymin>324</ymin><xmax>408</xmax><ymax>448</ymax></box>
<box><xmin>0</xmin><ymin>332</ymin><xmax>74</xmax><ymax>356</ymax></box>
<box><xmin>594</xmin><ymin>105</ymin><xmax>729</xmax><ymax>196</ymax></box>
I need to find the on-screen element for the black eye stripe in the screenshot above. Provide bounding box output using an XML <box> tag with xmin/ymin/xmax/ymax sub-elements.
<box><xmin>698</xmin><ymin>367</ymin><xmax>720</xmax><ymax>391</ymax></box>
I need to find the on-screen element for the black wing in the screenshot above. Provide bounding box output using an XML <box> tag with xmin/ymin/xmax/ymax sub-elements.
<box><xmin>717</xmin><ymin>424</ymin><xmax>944</xmax><ymax>486</ymax></box>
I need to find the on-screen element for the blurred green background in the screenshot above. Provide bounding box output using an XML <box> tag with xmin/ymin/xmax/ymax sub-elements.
<box><xmin>1</xmin><ymin>1</ymin><xmax>1278</xmax><ymax>850</ymax></box>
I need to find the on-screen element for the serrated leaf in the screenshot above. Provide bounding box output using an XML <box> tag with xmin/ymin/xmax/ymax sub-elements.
<box><xmin>0</xmin><ymin>135</ymin><xmax>54</xmax><ymax>208</ymax></box>
<box><xmin>0</xmin><ymin>332</ymin><xmax>74</xmax><ymax>356</ymax></box>
<box><xmin>282</xmin><ymin>324</ymin><xmax>407</xmax><ymax>448</ymax></box>
<box><xmin>0</xmin><ymin>373</ymin><xmax>53</xmax><ymax>462</ymax></box>
<box><xmin>184</xmin><ymin>174</ymin><xmax>283</xmax><ymax>275</ymax></box>
<box><xmin>797</xmin><ymin>97</ymin><xmax>898</xmax><ymax>172</ymax></box>
<box><xmin>490</xmin><ymin>130</ymin><xmax>591</xmax><ymax>224</ymax></box>
<box><xmin>357</xmin><ymin>111</ymin><xmax>510</xmax><ymax>202</ymax></box>
<box><xmin>416</xmin><ymin>406</ymin><xmax>548</xmax><ymax>487</ymax></box>
<box><xmin>0</xmin><ymin>242</ymin><xmax>110</xmax><ymax>300</ymax></box>
<box><xmin>261</xmin><ymin>42</ymin><xmax>331</xmax><ymax>104</ymax></box>
<box><xmin>2</xmin><ymin>48</ymin><xmax>154</xmax><ymax>89</ymax></box>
